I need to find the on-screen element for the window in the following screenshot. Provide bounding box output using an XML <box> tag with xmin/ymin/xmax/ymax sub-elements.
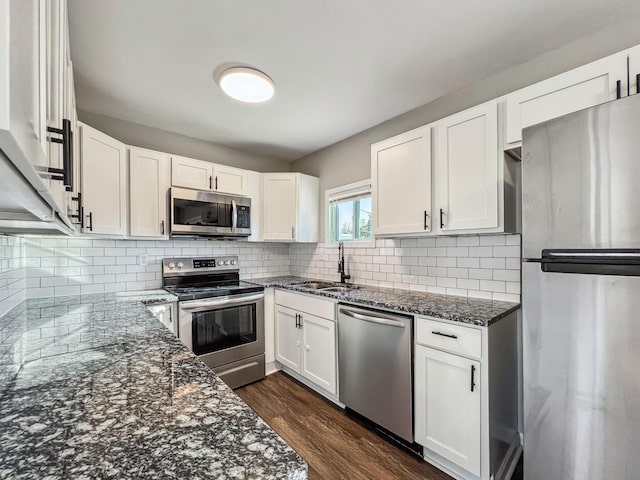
<box><xmin>326</xmin><ymin>180</ymin><xmax>372</xmax><ymax>244</ymax></box>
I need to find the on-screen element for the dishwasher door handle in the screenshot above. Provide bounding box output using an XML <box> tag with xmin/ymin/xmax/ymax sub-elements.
<box><xmin>339</xmin><ymin>308</ymin><xmax>406</xmax><ymax>328</ymax></box>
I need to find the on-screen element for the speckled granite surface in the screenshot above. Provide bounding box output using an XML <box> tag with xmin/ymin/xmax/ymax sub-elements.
<box><xmin>249</xmin><ymin>276</ymin><xmax>519</xmax><ymax>326</ymax></box>
<box><xmin>0</xmin><ymin>291</ymin><xmax>306</xmax><ymax>480</ymax></box>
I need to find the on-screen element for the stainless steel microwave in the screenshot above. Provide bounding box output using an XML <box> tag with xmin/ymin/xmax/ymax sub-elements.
<box><xmin>170</xmin><ymin>187</ymin><xmax>251</xmax><ymax>237</ymax></box>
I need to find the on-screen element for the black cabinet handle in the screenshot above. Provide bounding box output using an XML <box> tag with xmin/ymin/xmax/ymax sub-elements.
<box><xmin>471</xmin><ymin>365</ymin><xmax>476</xmax><ymax>392</ymax></box>
<box><xmin>86</xmin><ymin>212</ymin><xmax>93</xmax><ymax>232</ymax></box>
<box><xmin>432</xmin><ymin>330</ymin><xmax>458</xmax><ymax>339</ymax></box>
<box><xmin>161</xmin><ymin>220</ymin><xmax>165</xmax><ymax>235</ymax></box>
<box><xmin>46</xmin><ymin>119</ymin><xmax>73</xmax><ymax>191</ymax></box>
<box><xmin>636</xmin><ymin>73</ymin><xmax>640</xmax><ymax>94</ymax></box>
<box><xmin>209</xmin><ymin>176</ymin><xmax>213</xmax><ymax>189</ymax></box>
<box><xmin>439</xmin><ymin>209</ymin><xmax>445</xmax><ymax>229</ymax></box>
<box><xmin>215</xmin><ymin>176</ymin><xmax>218</xmax><ymax>190</ymax></box>
<box><xmin>295</xmin><ymin>313</ymin><xmax>299</xmax><ymax>328</ymax></box>
<box><xmin>69</xmin><ymin>192</ymin><xmax>84</xmax><ymax>228</ymax></box>
<box><xmin>299</xmin><ymin>314</ymin><xmax>303</xmax><ymax>328</ymax></box>
<box><xmin>424</xmin><ymin>210</ymin><xmax>429</xmax><ymax>230</ymax></box>
<box><xmin>616</xmin><ymin>80</ymin><xmax>622</xmax><ymax>99</ymax></box>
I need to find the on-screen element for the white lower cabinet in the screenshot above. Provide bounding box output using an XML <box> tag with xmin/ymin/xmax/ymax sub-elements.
<box><xmin>275</xmin><ymin>305</ymin><xmax>337</xmax><ymax>395</ymax></box>
<box><xmin>415</xmin><ymin>345</ymin><xmax>481</xmax><ymax>476</ymax></box>
<box><xmin>275</xmin><ymin>305</ymin><xmax>302</xmax><ymax>371</ymax></box>
<box><xmin>299</xmin><ymin>312</ymin><xmax>336</xmax><ymax>393</ymax></box>
<box><xmin>274</xmin><ymin>290</ymin><xmax>337</xmax><ymax>396</ymax></box>
<box><xmin>414</xmin><ymin>314</ymin><xmax>520</xmax><ymax>480</ymax></box>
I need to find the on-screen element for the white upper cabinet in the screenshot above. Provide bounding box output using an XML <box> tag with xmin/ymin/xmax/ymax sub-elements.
<box><xmin>0</xmin><ymin>0</ymin><xmax>49</xmax><ymax>173</ymax></box>
<box><xmin>80</xmin><ymin>123</ymin><xmax>127</xmax><ymax>235</ymax></box>
<box><xmin>212</xmin><ymin>164</ymin><xmax>248</xmax><ymax>196</ymax></box>
<box><xmin>436</xmin><ymin>100</ymin><xmax>499</xmax><ymax>233</ymax></box>
<box><xmin>629</xmin><ymin>45</ymin><xmax>640</xmax><ymax>96</ymax></box>
<box><xmin>171</xmin><ymin>155</ymin><xmax>213</xmax><ymax>191</ymax></box>
<box><xmin>372</xmin><ymin>126</ymin><xmax>432</xmax><ymax>235</ymax></box>
<box><xmin>171</xmin><ymin>156</ymin><xmax>249</xmax><ymax>195</ymax></box>
<box><xmin>414</xmin><ymin>344</ymin><xmax>481</xmax><ymax>476</ymax></box>
<box><xmin>129</xmin><ymin>147</ymin><xmax>170</xmax><ymax>238</ymax></box>
<box><xmin>246</xmin><ymin>170</ymin><xmax>263</xmax><ymax>242</ymax></box>
<box><xmin>263</xmin><ymin>173</ymin><xmax>319</xmax><ymax>242</ymax></box>
<box><xmin>505</xmin><ymin>52</ymin><xmax>626</xmax><ymax>145</ymax></box>
<box><xmin>44</xmin><ymin>0</ymin><xmax>69</xmax><ymax>215</ymax></box>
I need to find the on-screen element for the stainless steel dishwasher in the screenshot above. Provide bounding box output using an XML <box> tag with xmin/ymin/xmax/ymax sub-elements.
<box><xmin>337</xmin><ymin>304</ymin><xmax>413</xmax><ymax>442</ymax></box>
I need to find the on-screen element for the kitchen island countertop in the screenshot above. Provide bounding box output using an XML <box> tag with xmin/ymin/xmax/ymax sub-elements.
<box><xmin>0</xmin><ymin>291</ymin><xmax>306</xmax><ymax>480</ymax></box>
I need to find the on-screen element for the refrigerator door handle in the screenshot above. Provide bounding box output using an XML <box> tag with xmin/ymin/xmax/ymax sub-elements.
<box><xmin>539</xmin><ymin>249</ymin><xmax>640</xmax><ymax>276</ymax></box>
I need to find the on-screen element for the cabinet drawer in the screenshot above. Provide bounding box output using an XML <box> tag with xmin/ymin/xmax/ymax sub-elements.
<box><xmin>415</xmin><ymin>316</ymin><xmax>482</xmax><ymax>359</ymax></box>
<box><xmin>275</xmin><ymin>290</ymin><xmax>335</xmax><ymax>320</ymax></box>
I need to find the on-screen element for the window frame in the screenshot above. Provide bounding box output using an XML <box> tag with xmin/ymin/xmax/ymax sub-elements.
<box><xmin>325</xmin><ymin>179</ymin><xmax>374</xmax><ymax>248</ymax></box>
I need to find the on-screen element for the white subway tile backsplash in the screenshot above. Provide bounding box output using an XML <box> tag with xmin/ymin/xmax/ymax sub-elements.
<box><xmin>291</xmin><ymin>234</ymin><xmax>520</xmax><ymax>301</ymax></box>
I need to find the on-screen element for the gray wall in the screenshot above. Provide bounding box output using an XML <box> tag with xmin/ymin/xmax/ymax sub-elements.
<box><xmin>291</xmin><ymin>20</ymin><xmax>640</xmax><ymax>240</ymax></box>
<box><xmin>78</xmin><ymin>110</ymin><xmax>291</xmax><ymax>173</ymax></box>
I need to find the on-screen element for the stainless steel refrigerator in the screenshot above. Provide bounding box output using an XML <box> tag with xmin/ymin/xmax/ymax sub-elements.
<box><xmin>522</xmin><ymin>93</ymin><xmax>640</xmax><ymax>480</ymax></box>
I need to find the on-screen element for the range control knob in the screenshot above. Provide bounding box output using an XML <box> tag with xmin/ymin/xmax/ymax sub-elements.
<box><xmin>168</xmin><ymin>262</ymin><xmax>175</xmax><ymax>269</ymax></box>
<box><xmin>230</xmin><ymin>259</ymin><xmax>237</xmax><ymax>265</ymax></box>
<box><xmin>221</xmin><ymin>260</ymin><xmax>228</xmax><ymax>266</ymax></box>
<box><xmin>177</xmin><ymin>261</ymin><xmax>184</xmax><ymax>269</ymax></box>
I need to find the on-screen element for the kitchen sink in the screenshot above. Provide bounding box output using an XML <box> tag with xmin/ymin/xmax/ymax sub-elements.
<box><xmin>291</xmin><ymin>281</ymin><xmax>336</xmax><ymax>290</ymax></box>
<box><xmin>320</xmin><ymin>286</ymin><xmax>353</xmax><ymax>293</ymax></box>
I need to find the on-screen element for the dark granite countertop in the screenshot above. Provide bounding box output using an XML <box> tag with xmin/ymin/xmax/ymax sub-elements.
<box><xmin>0</xmin><ymin>291</ymin><xmax>306</xmax><ymax>480</ymax></box>
<box><xmin>248</xmin><ymin>276</ymin><xmax>519</xmax><ymax>326</ymax></box>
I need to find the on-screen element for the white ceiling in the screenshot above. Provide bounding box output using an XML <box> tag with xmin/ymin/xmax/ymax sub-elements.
<box><xmin>68</xmin><ymin>0</ymin><xmax>640</xmax><ymax>161</ymax></box>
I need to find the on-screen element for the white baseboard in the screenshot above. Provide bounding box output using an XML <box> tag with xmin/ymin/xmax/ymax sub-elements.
<box><xmin>265</xmin><ymin>361</ymin><xmax>279</xmax><ymax>376</ymax></box>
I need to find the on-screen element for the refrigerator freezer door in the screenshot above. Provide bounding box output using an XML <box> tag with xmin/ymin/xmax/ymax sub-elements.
<box><xmin>522</xmin><ymin>262</ymin><xmax>640</xmax><ymax>480</ymax></box>
<box><xmin>522</xmin><ymin>94</ymin><xmax>640</xmax><ymax>259</ymax></box>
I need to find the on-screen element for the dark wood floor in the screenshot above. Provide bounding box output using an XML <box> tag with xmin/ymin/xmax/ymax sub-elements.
<box><xmin>236</xmin><ymin>372</ymin><xmax>453</xmax><ymax>480</ymax></box>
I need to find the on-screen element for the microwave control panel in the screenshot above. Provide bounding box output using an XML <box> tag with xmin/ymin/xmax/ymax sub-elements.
<box><xmin>237</xmin><ymin>205</ymin><xmax>251</xmax><ymax>229</ymax></box>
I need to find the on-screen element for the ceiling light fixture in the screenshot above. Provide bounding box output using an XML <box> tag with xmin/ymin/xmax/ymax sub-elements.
<box><xmin>218</xmin><ymin>67</ymin><xmax>275</xmax><ymax>103</ymax></box>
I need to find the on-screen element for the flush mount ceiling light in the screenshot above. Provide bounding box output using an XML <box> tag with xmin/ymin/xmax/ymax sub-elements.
<box><xmin>217</xmin><ymin>67</ymin><xmax>275</xmax><ymax>103</ymax></box>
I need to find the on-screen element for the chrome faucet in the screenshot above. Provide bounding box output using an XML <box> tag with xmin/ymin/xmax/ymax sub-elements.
<box><xmin>337</xmin><ymin>241</ymin><xmax>351</xmax><ymax>284</ymax></box>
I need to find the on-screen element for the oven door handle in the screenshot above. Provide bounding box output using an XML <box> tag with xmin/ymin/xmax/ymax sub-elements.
<box><xmin>180</xmin><ymin>292</ymin><xmax>264</xmax><ymax>310</ymax></box>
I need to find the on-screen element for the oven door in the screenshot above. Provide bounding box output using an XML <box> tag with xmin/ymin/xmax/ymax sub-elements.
<box><xmin>178</xmin><ymin>292</ymin><xmax>264</xmax><ymax>367</ymax></box>
<box><xmin>170</xmin><ymin>187</ymin><xmax>251</xmax><ymax>237</ymax></box>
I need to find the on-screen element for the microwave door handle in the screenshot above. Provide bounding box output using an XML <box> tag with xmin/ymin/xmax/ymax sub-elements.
<box><xmin>231</xmin><ymin>199</ymin><xmax>237</xmax><ymax>232</ymax></box>
<box><xmin>179</xmin><ymin>293</ymin><xmax>264</xmax><ymax>310</ymax></box>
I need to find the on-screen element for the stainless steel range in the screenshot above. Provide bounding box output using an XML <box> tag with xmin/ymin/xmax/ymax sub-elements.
<box><xmin>162</xmin><ymin>257</ymin><xmax>265</xmax><ymax>389</ymax></box>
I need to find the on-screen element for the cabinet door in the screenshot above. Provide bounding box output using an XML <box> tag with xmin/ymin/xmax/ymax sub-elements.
<box><xmin>212</xmin><ymin>164</ymin><xmax>248</xmax><ymax>195</ymax></box>
<box><xmin>171</xmin><ymin>155</ymin><xmax>212</xmax><ymax>190</ymax></box>
<box><xmin>0</xmin><ymin>0</ymin><xmax>49</xmax><ymax>178</ymax></box>
<box><xmin>129</xmin><ymin>148</ymin><xmax>170</xmax><ymax>237</ymax></box>
<box><xmin>80</xmin><ymin>124</ymin><xmax>127</xmax><ymax>235</ymax></box>
<box><xmin>415</xmin><ymin>345</ymin><xmax>481</xmax><ymax>476</ymax></box>
<box><xmin>44</xmin><ymin>0</ymin><xmax>67</xmax><ymax>212</ymax></box>
<box><xmin>300</xmin><ymin>313</ymin><xmax>336</xmax><ymax>394</ymax></box>
<box><xmin>437</xmin><ymin>101</ymin><xmax>499</xmax><ymax>232</ymax></box>
<box><xmin>505</xmin><ymin>53</ymin><xmax>625</xmax><ymax>144</ymax></box>
<box><xmin>372</xmin><ymin>126</ymin><xmax>432</xmax><ymax>235</ymax></box>
<box><xmin>629</xmin><ymin>45</ymin><xmax>640</xmax><ymax>96</ymax></box>
<box><xmin>246</xmin><ymin>170</ymin><xmax>262</xmax><ymax>242</ymax></box>
<box><xmin>263</xmin><ymin>174</ymin><xmax>297</xmax><ymax>241</ymax></box>
<box><xmin>275</xmin><ymin>305</ymin><xmax>301</xmax><ymax>371</ymax></box>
